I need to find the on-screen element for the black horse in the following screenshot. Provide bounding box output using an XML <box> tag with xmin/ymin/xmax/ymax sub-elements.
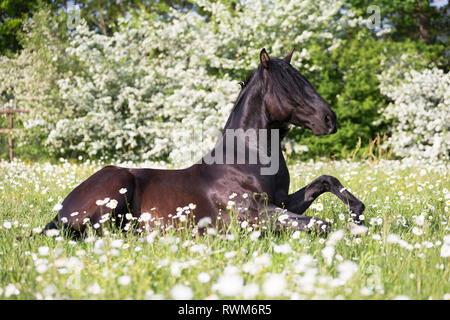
<box><xmin>44</xmin><ymin>48</ymin><xmax>365</xmax><ymax>237</ymax></box>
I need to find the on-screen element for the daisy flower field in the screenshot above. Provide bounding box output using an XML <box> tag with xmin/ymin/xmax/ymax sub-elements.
<box><xmin>0</xmin><ymin>158</ymin><xmax>448</xmax><ymax>300</ymax></box>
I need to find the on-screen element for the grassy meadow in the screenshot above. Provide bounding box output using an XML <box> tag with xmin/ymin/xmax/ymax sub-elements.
<box><xmin>0</xmin><ymin>158</ymin><xmax>448</xmax><ymax>300</ymax></box>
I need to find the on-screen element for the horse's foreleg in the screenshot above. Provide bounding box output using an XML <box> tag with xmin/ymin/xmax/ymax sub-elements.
<box><xmin>253</xmin><ymin>205</ymin><xmax>331</xmax><ymax>235</ymax></box>
<box><xmin>284</xmin><ymin>175</ymin><xmax>365</xmax><ymax>224</ymax></box>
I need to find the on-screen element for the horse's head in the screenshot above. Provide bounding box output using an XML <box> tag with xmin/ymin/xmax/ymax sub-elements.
<box><xmin>258</xmin><ymin>48</ymin><xmax>337</xmax><ymax>136</ymax></box>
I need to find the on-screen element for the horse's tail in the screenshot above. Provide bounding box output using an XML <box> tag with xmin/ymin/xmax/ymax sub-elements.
<box><xmin>14</xmin><ymin>222</ymin><xmax>58</xmax><ymax>241</ymax></box>
<box><xmin>41</xmin><ymin>215</ymin><xmax>82</xmax><ymax>239</ymax></box>
<box><xmin>12</xmin><ymin>218</ymin><xmax>61</xmax><ymax>241</ymax></box>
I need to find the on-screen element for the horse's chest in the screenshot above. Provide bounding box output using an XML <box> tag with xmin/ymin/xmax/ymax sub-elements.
<box><xmin>208</xmin><ymin>161</ymin><xmax>290</xmax><ymax>213</ymax></box>
<box><xmin>273</xmin><ymin>159</ymin><xmax>290</xmax><ymax>204</ymax></box>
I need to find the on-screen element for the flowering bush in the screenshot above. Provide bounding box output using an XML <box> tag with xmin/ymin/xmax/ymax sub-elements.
<box><xmin>1</xmin><ymin>1</ymin><xmax>446</xmax><ymax>162</ymax></box>
<box><xmin>1</xmin><ymin>0</ymin><xmax>364</xmax><ymax>163</ymax></box>
<box><xmin>380</xmin><ymin>67</ymin><xmax>450</xmax><ymax>160</ymax></box>
<box><xmin>0</xmin><ymin>9</ymin><xmax>70</xmax><ymax>159</ymax></box>
<box><xmin>48</xmin><ymin>17</ymin><xmax>239</xmax><ymax>162</ymax></box>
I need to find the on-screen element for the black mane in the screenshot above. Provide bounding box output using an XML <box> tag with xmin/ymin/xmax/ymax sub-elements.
<box><xmin>239</xmin><ymin>69</ymin><xmax>256</xmax><ymax>88</ymax></box>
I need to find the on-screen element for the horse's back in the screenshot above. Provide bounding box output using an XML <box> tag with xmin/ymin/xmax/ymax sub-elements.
<box><xmin>128</xmin><ymin>165</ymin><xmax>219</xmax><ymax>222</ymax></box>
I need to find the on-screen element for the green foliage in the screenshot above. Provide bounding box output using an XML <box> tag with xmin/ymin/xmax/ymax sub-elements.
<box><xmin>287</xmin><ymin>30</ymin><xmax>445</xmax><ymax>160</ymax></box>
<box><xmin>347</xmin><ymin>0</ymin><xmax>449</xmax><ymax>45</ymax></box>
<box><xmin>5</xmin><ymin>0</ymin><xmax>367</xmax><ymax>163</ymax></box>
<box><xmin>0</xmin><ymin>0</ymin><xmax>448</xmax><ymax>162</ymax></box>
<box><xmin>67</xmin><ymin>0</ymin><xmax>199</xmax><ymax>35</ymax></box>
<box><xmin>0</xmin><ymin>1</ymin><xmax>199</xmax><ymax>54</ymax></box>
<box><xmin>0</xmin><ymin>7</ymin><xmax>72</xmax><ymax>161</ymax></box>
<box><xmin>0</xmin><ymin>0</ymin><xmax>66</xmax><ymax>54</ymax></box>
<box><xmin>0</xmin><ymin>0</ymin><xmax>37</xmax><ymax>53</ymax></box>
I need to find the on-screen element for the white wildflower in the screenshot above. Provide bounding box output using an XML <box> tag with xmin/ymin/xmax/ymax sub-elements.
<box><xmin>87</xmin><ymin>283</ymin><xmax>103</xmax><ymax>295</ymax></box>
<box><xmin>262</xmin><ymin>274</ymin><xmax>286</xmax><ymax>298</ymax></box>
<box><xmin>171</xmin><ymin>285</ymin><xmax>193</xmax><ymax>300</ymax></box>
<box><xmin>197</xmin><ymin>273</ymin><xmax>211</xmax><ymax>283</ymax></box>
<box><xmin>118</xmin><ymin>275</ymin><xmax>131</xmax><ymax>286</ymax></box>
<box><xmin>198</xmin><ymin>217</ymin><xmax>212</xmax><ymax>228</ymax></box>
<box><xmin>213</xmin><ymin>273</ymin><xmax>243</xmax><ymax>297</ymax></box>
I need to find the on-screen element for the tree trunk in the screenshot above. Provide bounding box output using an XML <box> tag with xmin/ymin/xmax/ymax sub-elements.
<box><xmin>417</xmin><ymin>0</ymin><xmax>432</xmax><ymax>44</ymax></box>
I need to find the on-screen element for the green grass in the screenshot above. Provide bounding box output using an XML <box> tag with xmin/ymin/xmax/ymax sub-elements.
<box><xmin>0</xmin><ymin>158</ymin><xmax>448</xmax><ymax>300</ymax></box>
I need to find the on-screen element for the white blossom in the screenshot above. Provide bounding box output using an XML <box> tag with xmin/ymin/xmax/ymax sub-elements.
<box><xmin>380</xmin><ymin>67</ymin><xmax>450</xmax><ymax>160</ymax></box>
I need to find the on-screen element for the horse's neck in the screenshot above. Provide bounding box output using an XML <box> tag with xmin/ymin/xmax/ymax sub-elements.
<box><xmin>201</xmin><ymin>89</ymin><xmax>289</xmax><ymax>171</ymax></box>
<box><xmin>222</xmin><ymin>90</ymin><xmax>267</xmax><ymax>132</ymax></box>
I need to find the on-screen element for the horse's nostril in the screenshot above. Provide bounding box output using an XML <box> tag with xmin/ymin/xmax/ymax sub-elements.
<box><xmin>325</xmin><ymin>115</ymin><xmax>332</xmax><ymax>128</ymax></box>
<box><xmin>325</xmin><ymin>114</ymin><xmax>336</xmax><ymax>133</ymax></box>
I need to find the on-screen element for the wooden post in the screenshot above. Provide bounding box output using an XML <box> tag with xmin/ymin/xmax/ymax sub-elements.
<box><xmin>8</xmin><ymin>113</ymin><xmax>13</xmax><ymax>161</ymax></box>
<box><xmin>0</xmin><ymin>109</ymin><xmax>30</xmax><ymax>162</ymax></box>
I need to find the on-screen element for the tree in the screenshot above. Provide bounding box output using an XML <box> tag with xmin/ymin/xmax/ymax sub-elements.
<box><xmin>0</xmin><ymin>0</ymin><xmax>52</xmax><ymax>53</ymax></box>
<box><xmin>0</xmin><ymin>0</ymin><xmax>199</xmax><ymax>54</ymax></box>
<box><xmin>1</xmin><ymin>0</ymin><xmax>447</xmax><ymax>162</ymax></box>
<box><xmin>347</xmin><ymin>0</ymin><xmax>449</xmax><ymax>45</ymax></box>
<box><xmin>12</xmin><ymin>0</ymin><xmax>366</xmax><ymax>163</ymax></box>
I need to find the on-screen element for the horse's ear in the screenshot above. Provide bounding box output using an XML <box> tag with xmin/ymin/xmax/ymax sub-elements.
<box><xmin>283</xmin><ymin>48</ymin><xmax>295</xmax><ymax>64</ymax></box>
<box><xmin>260</xmin><ymin>48</ymin><xmax>270</xmax><ymax>69</ymax></box>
